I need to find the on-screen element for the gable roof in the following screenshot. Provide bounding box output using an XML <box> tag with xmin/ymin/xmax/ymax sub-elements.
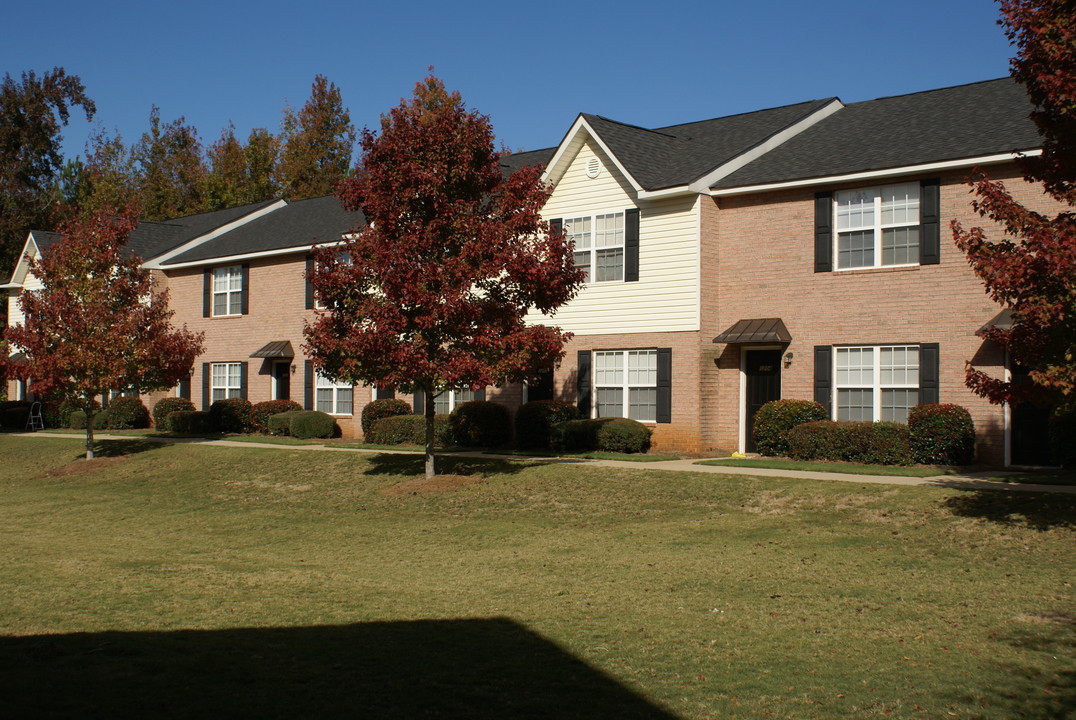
<box><xmin>713</xmin><ymin>78</ymin><xmax>1039</xmax><ymax>190</ymax></box>
<box><xmin>160</xmin><ymin>195</ymin><xmax>363</xmax><ymax>266</ymax></box>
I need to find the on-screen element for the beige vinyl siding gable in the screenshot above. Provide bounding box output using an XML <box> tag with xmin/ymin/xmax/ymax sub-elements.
<box><xmin>531</xmin><ymin>138</ymin><xmax>700</xmax><ymax>335</ymax></box>
<box><xmin>7</xmin><ymin>271</ymin><xmax>43</xmax><ymax>327</ymax></box>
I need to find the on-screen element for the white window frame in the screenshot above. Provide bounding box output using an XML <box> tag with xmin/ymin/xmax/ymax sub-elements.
<box><xmin>211</xmin><ymin>362</ymin><xmax>243</xmax><ymax>403</ymax></box>
<box><xmin>593</xmin><ymin>349</ymin><xmax>658</xmax><ymax>422</ymax></box>
<box><xmin>834</xmin><ymin>183</ymin><xmax>920</xmax><ymax>270</ymax></box>
<box><xmin>314</xmin><ymin>251</ymin><xmax>351</xmax><ymax>310</ymax></box>
<box><xmin>433</xmin><ymin>388</ymin><xmax>479</xmax><ymax>415</ymax></box>
<box><xmin>834</xmin><ymin>345</ymin><xmax>920</xmax><ymax>423</ymax></box>
<box><xmin>315</xmin><ymin>372</ymin><xmax>353</xmax><ymax>415</ymax></box>
<box><xmin>564</xmin><ymin>211</ymin><xmax>625</xmax><ymax>283</ymax></box>
<box><xmin>212</xmin><ymin>265</ymin><xmax>244</xmax><ymax>316</ymax></box>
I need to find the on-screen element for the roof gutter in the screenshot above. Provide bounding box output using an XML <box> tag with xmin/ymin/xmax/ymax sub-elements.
<box><xmin>159</xmin><ymin>239</ymin><xmax>347</xmax><ymax>270</ymax></box>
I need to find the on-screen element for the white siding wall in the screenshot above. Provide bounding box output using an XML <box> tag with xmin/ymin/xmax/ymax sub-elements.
<box><xmin>530</xmin><ymin>138</ymin><xmax>700</xmax><ymax>335</ymax></box>
<box><xmin>6</xmin><ymin>272</ymin><xmax>42</xmax><ymax>327</ymax></box>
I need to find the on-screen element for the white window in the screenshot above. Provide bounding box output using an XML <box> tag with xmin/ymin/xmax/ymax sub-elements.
<box><xmin>565</xmin><ymin>212</ymin><xmax>625</xmax><ymax>282</ymax></box>
<box><xmin>212</xmin><ymin>266</ymin><xmax>244</xmax><ymax>316</ymax></box>
<box><xmin>835</xmin><ymin>345</ymin><xmax>919</xmax><ymax>423</ymax></box>
<box><xmin>211</xmin><ymin>363</ymin><xmax>243</xmax><ymax>403</ymax></box>
<box><xmin>835</xmin><ymin>183</ymin><xmax>920</xmax><ymax>269</ymax></box>
<box><xmin>433</xmin><ymin>388</ymin><xmax>479</xmax><ymax>415</ymax></box>
<box><xmin>594</xmin><ymin>350</ymin><xmax>657</xmax><ymax>422</ymax></box>
<box><xmin>316</xmin><ymin>373</ymin><xmax>353</xmax><ymax>415</ymax></box>
<box><xmin>314</xmin><ymin>251</ymin><xmax>351</xmax><ymax>310</ymax></box>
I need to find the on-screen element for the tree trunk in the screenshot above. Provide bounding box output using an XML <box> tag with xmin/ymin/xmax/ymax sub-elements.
<box><xmin>424</xmin><ymin>388</ymin><xmax>436</xmax><ymax>479</ymax></box>
<box><xmin>84</xmin><ymin>394</ymin><xmax>96</xmax><ymax>460</ymax></box>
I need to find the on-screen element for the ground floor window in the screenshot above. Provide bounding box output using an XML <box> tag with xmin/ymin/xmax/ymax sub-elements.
<box><xmin>316</xmin><ymin>373</ymin><xmax>353</xmax><ymax>415</ymax></box>
<box><xmin>594</xmin><ymin>349</ymin><xmax>657</xmax><ymax>422</ymax></box>
<box><xmin>835</xmin><ymin>345</ymin><xmax>919</xmax><ymax>422</ymax></box>
<box><xmin>211</xmin><ymin>363</ymin><xmax>244</xmax><ymax>403</ymax></box>
<box><xmin>433</xmin><ymin>388</ymin><xmax>479</xmax><ymax>415</ymax></box>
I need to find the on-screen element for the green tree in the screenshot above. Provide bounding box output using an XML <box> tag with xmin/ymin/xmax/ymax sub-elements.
<box><xmin>77</xmin><ymin>128</ymin><xmax>140</xmax><ymax>215</ymax></box>
<box><xmin>0</xmin><ymin>68</ymin><xmax>95</xmax><ymax>282</ymax></box>
<box><xmin>278</xmin><ymin>75</ymin><xmax>355</xmax><ymax>199</ymax></box>
<box><xmin>202</xmin><ymin>125</ymin><xmax>282</xmax><ymax>210</ymax></box>
<box><xmin>132</xmin><ymin>106</ymin><xmax>207</xmax><ymax>220</ymax></box>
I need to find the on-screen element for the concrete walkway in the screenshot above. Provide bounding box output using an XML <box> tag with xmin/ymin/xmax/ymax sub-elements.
<box><xmin>14</xmin><ymin>431</ymin><xmax>1076</xmax><ymax>494</ymax></box>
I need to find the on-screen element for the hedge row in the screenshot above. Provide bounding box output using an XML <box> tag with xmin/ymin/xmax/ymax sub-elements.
<box><xmin>788</xmin><ymin>421</ymin><xmax>911</xmax><ymax>465</ymax></box>
<box><xmin>268</xmin><ymin>410</ymin><xmax>338</xmax><ymax>439</ymax></box>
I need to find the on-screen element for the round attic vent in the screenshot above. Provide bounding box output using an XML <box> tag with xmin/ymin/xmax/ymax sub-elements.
<box><xmin>585</xmin><ymin>157</ymin><xmax>601</xmax><ymax>179</ymax></box>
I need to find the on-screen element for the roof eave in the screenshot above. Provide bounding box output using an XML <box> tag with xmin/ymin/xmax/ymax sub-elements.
<box><xmin>143</xmin><ymin>199</ymin><xmax>288</xmax><ymax>269</ymax></box>
<box><xmin>159</xmin><ymin>238</ymin><xmax>347</xmax><ymax>270</ymax></box>
<box><xmin>541</xmin><ymin>115</ymin><xmax>645</xmax><ymax>194</ymax></box>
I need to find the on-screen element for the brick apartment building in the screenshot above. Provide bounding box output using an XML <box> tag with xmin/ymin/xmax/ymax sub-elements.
<box><xmin>3</xmin><ymin>78</ymin><xmax>1058</xmax><ymax>465</ymax></box>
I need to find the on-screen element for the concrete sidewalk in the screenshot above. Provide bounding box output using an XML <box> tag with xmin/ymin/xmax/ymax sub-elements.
<box><xmin>14</xmin><ymin>431</ymin><xmax>1076</xmax><ymax>494</ymax></box>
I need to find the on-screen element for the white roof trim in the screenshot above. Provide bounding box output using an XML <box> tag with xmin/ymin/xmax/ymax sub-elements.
<box><xmin>709</xmin><ymin>149</ymin><xmax>1043</xmax><ymax>196</ymax></box>
<box><xmin>158</xmin><ymin>239</ymin><xmax>346</xmax><ymax>270</ymax></box>
<box><xmin>688</xmin><ymin>99</ymin><xmax>845</xmax><ymax>193</ymax></box>
<box><xmin>142</xmin><ymin>199</ymin><xmax>287</xmax><ymax>269</ymax></box>
<box><xmin>541</xmin><ymin>116</ymin><xmax>644</xmax><ymax>193</ymax></box>
<box><xmin>5</xmin><ymin>233</ymin><xmax>40</xmax><ymax>286</ymax></box>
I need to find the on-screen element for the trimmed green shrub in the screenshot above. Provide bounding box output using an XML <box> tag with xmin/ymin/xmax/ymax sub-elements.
<box><xmin>788</xmin><ymin>420</ymin><xmax>911</xmax><ymax>465</ymax></box>
<box><xmin>58</xmin><ymin>399</ymin><xmax>101</xmax><ymax>428</ymax></box>
<box><xmin>69</xmin><ymin>409</ymin><xmax>110</xmax><ymax>430</ymax></box>
<box><xmin>449</xmin><ymin>400</ymin><xmax>512</xmax><ymax>447</ymax></box>
<box><xmin>268</xmin><ymin>411</ymin><xmax>302</xmax><ymax>436</ymax></box>
<box><xmin>250</xmin><ymin>400</ymin><xmax>303</xmax><ymax>434</ymax></box>
<box><xmin>366</xmin><ymin>414</ymin><xmax>452</xmax><ymax>446</ymax></box>
<box><xmin>0</xmin><ymin>400</ymin><xmax>32</xmax><ymax>429</ymax></box>
<box><xmin>288</xmin><ymin>410</ymin><xmax>338</xmax><ymax>439</ymax></box>
<box><xmin>753</xmin><ymin>399</ymin><xmax>829</xmax><ymax>456</ymax></box>
<box><xmin>550</xmin><ymin>417</ymin><xmax>652</xmax><ymax>454</ymax></box>
<box><xmin>153</xmin><ymin>397</ymin><xmax>195</xmax><ymax>431</ymax></box>
<box><xmin>514</xmin><ymin>400</ymin><xmax>581</xmax><ymax>450</ymax></box>
<box><xmin>105</xmin><ymin>396</ymin><xmax>150</xmax><ymax>429</ymax></box>
<box><xmin>1048</xmin><ymin>409</ymin><xmax>1075</xmax><ymax>469</ymax></box>
<box><xmin>361</xmin><ymin>398</ymin><xmax>412</xmax><ymax>436</ymax></box>
<box><xmin>908</xmin><ymin>403</ymin><xmax>975</xmax><ymax>465</ymax></box>
<box><xmin>210</xmin><ymin>397</ymin><xmax>254</xmax><ymax>434</ymax></box>
<box><xmin>167</xmin><ymin>411</ymin><xmax>215</xmax><ymax>434</ymax></box>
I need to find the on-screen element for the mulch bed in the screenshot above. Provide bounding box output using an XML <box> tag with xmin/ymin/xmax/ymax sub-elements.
<box><xmin>35</xmin><ymin>456</ymin><xmax>127</xmax><ymax>479</ymax></box>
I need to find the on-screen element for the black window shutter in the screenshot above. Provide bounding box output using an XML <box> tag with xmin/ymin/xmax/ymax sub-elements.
<box><xmin>920</xmin><ymin>178</ymin><xmax>941</xmax><ymax>265</ymax></box>
<box><xmin>814</xmin><ymin>191</ymin><xmax>833</xmax><ymax>273</ymax></box>
<box><xmin>919</xmin><ymin>343</ymin><xmax>940</xmax><ymax>405</ymax></box>
<box><xmin>203</xmin><ymin>269</ymin><xmax>211</xmax><ymax>317</ymax></box>
<box><xmin>550</xmin><ymin>218</ymin><xmax>563</xmax><ymax>236</ymax></box>
<box><xmin>305</xmin><ymin>255</ymin><xmax>315</xmax><ymax>309</ymax></box>
<box><xmin>240</xmin><ymin>264</ymin><xmax>250</xmax><ymax>315</ymax></box>
<box><xmin>239</xmin><ymin>361</ymin><xmax>249</xmax><ymax>399</ymax></box>
<box><xmin>413</xmin><ymin>391</ymin><xmax>424</xmax><ymax>415</ymax></box>
<box><xmin>304</xmin><ymin>360</ymin><xmax>313</xmax><ymax>410</ymax></box>
<box><xmin>202</xmin><ymin>362</ymin><xmax>210</xmax><ymax>410</ymax></box>
<box><xmin>656</xmin><ymin>347</ymin><xmax>672</xmax><ymax>423</ymax></box>
<box><xmin>813</xmin><ymin>346</ymin><xmax>833</xmax><ymax>416</ymax></box>
<box><xmin>178</xmin><ymin>377</ymin><xmax>191</xmax><ymax>401</ymax></box>
<box><xmin>577</xmin><ymin>350</ymin><xmax>592</xmax><ymax>417</ymax></box>
<box><xmin>474</xmin><ymin>388</ymin><xmax>486</xmax><ymax>402</ymax></box>
<box><xmin>624</xmin><ymin>208</ymin><xmax>640</xmax><ymax>282</ymax></box>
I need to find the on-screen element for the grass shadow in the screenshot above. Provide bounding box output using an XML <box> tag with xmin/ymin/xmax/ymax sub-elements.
<box><xmin>942</xmin><ymin>489</ymin><xmax>1076</xmax><ymax>531</ymax></box>
<box><xmin>363</xmin><ymin>452</ymin><xmax>537</xmax><ymax>478</ymax></box>
<box><xmin>0</xmin><ymin>618</ymin><xmax>679</xmax><ymax>719</ymax></box>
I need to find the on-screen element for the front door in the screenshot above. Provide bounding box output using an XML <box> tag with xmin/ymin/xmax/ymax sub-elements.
<box><xmin>745</xmin><ymin>349</ymin><xmax>782</xmax><ymax>453</ymax></box>
<box><xmin>273</xmin><ymin>361</ymin><xmax>291</xmax><ymax>401</ymax></box>
<box><xmin>1010</xmin><ymin>363</ymin><xmax>1057</xmax><ymax>466</ymax></box>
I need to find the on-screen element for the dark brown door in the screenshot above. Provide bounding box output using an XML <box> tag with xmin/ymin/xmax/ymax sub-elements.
<box><xmin>274</xmin><ymin>362</ymin><xmax>291</xmax><ymax>401</ymax></box>
<box><xmin>1010</xmin><ymin>364</ymin><xmax>1057</xmax><ymax>466</ymax></box>
<box><xmin>528</xmin><ymin>369</ymin><xmax>555</xmax><ymax>402</ymax></box>
<box><xmin>745</xmin><ymin>349</ymin><xmax>782</xmax><ymax>453</ymax></box>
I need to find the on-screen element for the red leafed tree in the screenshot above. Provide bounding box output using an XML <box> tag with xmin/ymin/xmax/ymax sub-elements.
<box><xmin>952</xmin><ymin>0</ymin><xmax>1076</xmax><ymax>411</ymax></box>
<box><xmin>305</xmin><ymin>74</ymin><xmax>584</xmax><ymax>477</ymax></box>
<box><xmin>4</xmin><ymin>206</ymin><xmax>204</xmax><ymax>459</ymax></box>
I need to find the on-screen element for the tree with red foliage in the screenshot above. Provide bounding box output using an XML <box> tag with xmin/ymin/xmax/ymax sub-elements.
<box><xmin>4</xmin><ymin>207</ymin><xmax>204</xmax><ymax>458</ymax></box>
<box><xmin>952</xmin><ymin>0</ymin><xmax>1076</xmax><ymax>411</ymax></box>
<box><xmin>305</xmin><ymin>74</ymin><xmax>584</xmax><ymax>477</ymax></box>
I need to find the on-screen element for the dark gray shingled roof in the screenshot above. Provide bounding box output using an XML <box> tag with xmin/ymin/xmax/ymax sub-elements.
<box><xmin>499</xmin><ymin>147</ymin><xmax>556</xmax><ymax>175</ymax></box>
<box><xmin>162</xmin><ymin>195</ymin><xmax>364</xmax><ymax>265</ymax></box>
<box><xmin>583</xmin><ymin>99</ymin><xmax>837</xmax><ymax>190</ymax></box>
<box><xmin>713</xmin><ymin>78</ymin><xmax>1040</xmax><ymax>189</ymax></box>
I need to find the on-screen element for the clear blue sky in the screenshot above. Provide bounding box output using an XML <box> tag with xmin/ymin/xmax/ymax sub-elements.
<box><xmin>2</xmin><ymin>0</ymin><xmax>1015</xmax><ymax>162</ymax></box>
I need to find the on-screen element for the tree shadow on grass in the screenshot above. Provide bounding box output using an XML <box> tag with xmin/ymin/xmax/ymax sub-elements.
<box><xmin>0</xmin><ymin>618</ymin><xmax>679</xmax><ymax>719</ymax></box>
<box><xmin>941</xmin><ymin>489</ymin><xmax>1076</xmax><ymax>531</ymax></box>
<box><xmin>88</xmin><ymin>439</ymin><xmax>167</xmax><ymax>459</ymax></box>
<box><xmin>363</xmin><ymin>452</ymin><xmax>536</xmax><ymax>478</ymax></box>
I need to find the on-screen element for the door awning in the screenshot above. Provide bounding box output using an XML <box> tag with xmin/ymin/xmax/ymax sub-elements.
<box><xmin>976</xmin><ymin>309</ymin><xmax>1013</xmax><ymax>336</ymax></box>
<box><xmin>713</xmin><ymin>318</ymin><xmax>791</xmax><ymax>344</ymax></box>
<box><xmin>7</xmin><ymin>352</ymin><xmax>26</xmax><ymax>364</ymax></box>
<box><xmin>250</xmin><ymin>341</ymin><xmax>295</xmax><ymax>359</ymax></box>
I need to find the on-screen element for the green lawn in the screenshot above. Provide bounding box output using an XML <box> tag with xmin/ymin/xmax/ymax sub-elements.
<box><xmin>0</xmin><ymin>436</ymin><xmax>1072</xmax><ymax>719</ymax></box>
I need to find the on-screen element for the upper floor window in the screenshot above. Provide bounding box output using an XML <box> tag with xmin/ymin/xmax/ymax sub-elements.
<box><xmin>566</xmin><ymin>212</ymin><xmax>625</xmax><ymax>282</ymax></box>
<box><xmin>835</xmin><ymin>183</ymin><xmax>920</xmax><ymax>269</ymax></box>
<box><xmin>594</xmin><ymin>349</ymin><xmax>657</xmax><ymax>422</ymax></box>
<box><xmin>835</xmin><ymin>345</ymin><xmax>919</xmax><ymax>423</ymax></box>
<box><xmin>212</xmin><ymin>266</ymin><xmax>244</xmax><ymax>316</ymax></box>
<box><xmin>316</xmin><ymin>373</ymin><xmax>353</xmax><ymax>415</ymax></box>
